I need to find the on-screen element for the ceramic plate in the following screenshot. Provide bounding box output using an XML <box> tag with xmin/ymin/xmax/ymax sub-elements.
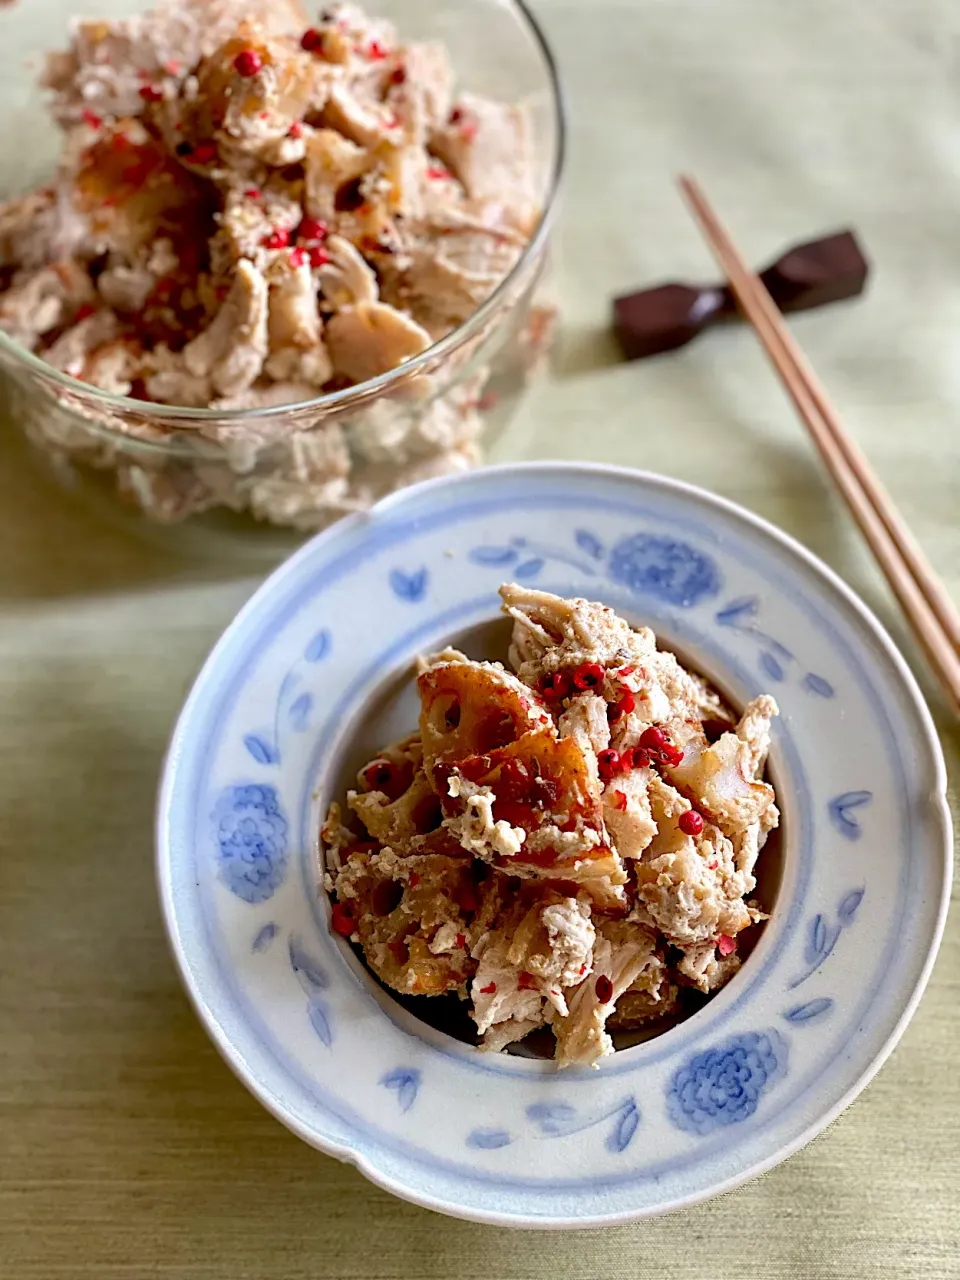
<box><xmin>157</xmin><ymin>464</ymin><xmax>951</xmax><ymax>1227</ymax></box>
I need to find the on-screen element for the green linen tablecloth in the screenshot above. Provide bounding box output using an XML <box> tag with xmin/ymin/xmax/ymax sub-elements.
<box><xmin>1</xmin><ymin>0</ymin><xmax>958</xmax><ymax>1275</ymax></box>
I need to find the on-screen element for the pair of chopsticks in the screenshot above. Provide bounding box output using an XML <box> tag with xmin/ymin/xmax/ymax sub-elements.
<box><xmin>678</xmin><ymin>175</ymin><xmax>960</xmax><ymax>716</ymax></box>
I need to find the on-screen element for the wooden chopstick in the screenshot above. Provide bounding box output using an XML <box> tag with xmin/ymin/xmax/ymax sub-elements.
<box><xmin>677</xmin><ymin>174</ymin><xmax>960</xmax><ymax>715</ymax></box>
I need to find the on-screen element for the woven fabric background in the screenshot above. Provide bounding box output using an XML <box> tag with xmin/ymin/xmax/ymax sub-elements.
<box><xmin>1</xmin><ymin>0</ymin><xmax>958</xmax><ymax>1275</ymax></box>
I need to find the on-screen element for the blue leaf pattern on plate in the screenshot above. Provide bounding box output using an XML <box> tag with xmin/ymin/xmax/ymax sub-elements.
<box><xmin>609</xmin><ymin>1102</ymin><xmax>641</xmax><ymax>1154</ymax></box>
<box><xmin>213</xmin><ymin>784</ymin><xmax>288</xmax><ymax>904</ymax></box>
<box><xmin>828</xmin><ymin>791</ymin><xmax>872</xmax><ymax>840</ymax></box>
<box><xmin>380</xmin><ymin>1068</ymin><xmax>421</xmax><ymax>1114</ymax></box>
<box><xmin>390</xmin><ymin>567</ymin><xmax>428</xmax><ymax>602</ymax></box>
<box><xmin>243</xmin><ymin>733</ymin><xmax>278</xmax><ymax>766</ymax></box>
<box><xmin>468</xmin><ymin>546</ymin><xmax>518</xmax><ymax>566</ymax></box>
<box><xmin>803</xmin><ymin>672</ymin><xmax>835</xmax><ymax>698</ymax></box>
<box><xmin>304</xmin><ymin>629</ymin><xmax>332</xmax><ymax>662</ymax></box>
<box><xmin>524</xmin><ymin>1097</ymin><xmax>641</xmax><ymax>1152</ymax></box>
<box><xmin>790</xmin><ymin>887</ymin><xmax>865</xmax><ymax>989</ymax></box>
<box><xmin>525</xmin><ymin>1102</ymin><xmax>577</xmax><ymax>1134</ymax></box>
<box><xmin>716</xmin><ymin>596</ymin><xmax>759</xmax><ymax>627</ymax></box>
<box><xmin>514</xmin><ymin>557</ymin><xmax>545</xmax><ymax>580</ymax></box>
<box><xmin>467</xmin><ymin>1128</ymin><xmax>513</xmax><ymax>1150</ymax></box>
<box><xmin>783</xmin><ymin>997</ymin><xmax>834</xmax><ymax>1024</ymax></box>
<box><xmin>666</xmin><ymin>1030</ymin><xmax>787</xmax><ymax>1136</ymax></box>
<box><xmin>251</xmin><ymin>921</ymin><xmax>279</xmax><ymax>953</ymax></box>
<box><xmin>837</xmin><ymin>887</ymin><xmax>865</xmax><ymax>925</ymax></box>
<box><xmin>307</xmin><ymin>998</ymin><xmax>333</xmax><ymax>1048</ymax></box>
<box><xmin>288</xmin><ymin>691</ymin><xmax>313</xmax><ymax>731</ymax></box>
<box><xmin>608</xmin><ymin>533</ymin><xmax>721</xmax><ymax>607</ymax></box>
<box><xmin>574</xmin><ymin>529</ymin><xmax>605</xmax><ymax>560</ymax></box>
<box><xmin>288</xmin><ymin>934</ymin><xmax>329</xmax><ymax>993</ymax></box>
<box><xmin>759</xmin><ymin>651</ymin><xmax>785</xmax><ymax>681</ymax></box>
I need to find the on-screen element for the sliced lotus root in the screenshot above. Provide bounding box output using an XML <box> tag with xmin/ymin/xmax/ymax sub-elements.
<box><xmin>448</xmin><ymin>728</ymin><xmax>626</xmax><ymax>906</ymax></box>
<box><xmin>333</xmin><ymin>849</ymin><xmax>505</xmax><ymax>996</ymax></box>
<box><xmin>418</xmin><ymin>660</ymin><xmax>552</xmax><ymax>773</ymax></box>
<box><xmin>348</xmin><ymin>734</ymin><xmax>456</xmax><ymax>850</ymax></box>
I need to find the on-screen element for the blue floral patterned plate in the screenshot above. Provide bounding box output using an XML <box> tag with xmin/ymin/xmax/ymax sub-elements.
<box><xmin>157</xmin><ymin>463</ymin><xmax>951</xmax><ymax>1227</ymax></box>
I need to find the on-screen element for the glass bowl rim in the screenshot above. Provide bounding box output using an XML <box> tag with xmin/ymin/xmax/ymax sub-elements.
<box><xmin>0</xmin><ymin>0</ymin><xmax>566</xmax><ymax>427</ymax></box>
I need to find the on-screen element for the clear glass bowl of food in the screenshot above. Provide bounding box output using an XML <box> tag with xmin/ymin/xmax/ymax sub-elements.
<box><xmin>0</xmin><ymin>0</ymin><xmax>564</xmax><ymax>563</ymax></box>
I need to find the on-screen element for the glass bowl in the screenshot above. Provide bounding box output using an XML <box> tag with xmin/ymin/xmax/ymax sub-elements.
<box><xmin>0</xmin><ymin>0</ymin><xmax>564</xmax><ymax>564</ymax></box>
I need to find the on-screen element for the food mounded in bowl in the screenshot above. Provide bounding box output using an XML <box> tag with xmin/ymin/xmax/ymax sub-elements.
<box><xmin>0</xmin><ymin>0</ymin><xmax>562</xmax><ymax>549</ymax></box>
<box><xmin>324</xmin><ymin>584</ymin><xmax>781</xmax><ymax>1067</ymax></box>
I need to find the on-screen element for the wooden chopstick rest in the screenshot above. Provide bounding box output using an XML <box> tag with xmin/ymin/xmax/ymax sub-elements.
<box><xmin>613</xmin><ymin>230</ymin><xmax>870</xmax><ymax>361</ymax></box>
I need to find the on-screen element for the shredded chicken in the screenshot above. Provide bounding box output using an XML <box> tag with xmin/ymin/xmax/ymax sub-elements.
<box><xmin>325</xmin><ymin>587</ymin><xmax>779</xmax><ymax>1068</ymax></box>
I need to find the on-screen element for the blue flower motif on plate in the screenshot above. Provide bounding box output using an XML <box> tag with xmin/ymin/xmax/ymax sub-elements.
<box><xmin>213</xmin><ymin>784</ymin><xmax>288</xmax><ymax>904</ymax></box>
<box><xmin>609</xmin><ymin>533</ymin><xmax>721</xmax><ymax>607</ymax></box>
<box><xmin>666</xmin><ymin>1029</ymin><xmax>787</xmax><ymax>1136</ymax></box>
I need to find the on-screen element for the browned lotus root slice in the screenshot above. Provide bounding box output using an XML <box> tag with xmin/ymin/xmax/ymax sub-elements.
<box><xmin>418</xmin><ymin>661</ymin><xmax>552</xmax><ymax>771</ymax></box>
<box><xmin>447</xmin><ymin>729</ymin><xmax>626</xmax><ymax>907</ymax></box>
<box><xmin>454</xmin><ymin>728</ymin><xmax>605</xmax><ymax>850</ymax></box>
<box><xmin>333</xmin><ymin>849</ymin><xmax>503</xmax><ymax>996</ymax></box>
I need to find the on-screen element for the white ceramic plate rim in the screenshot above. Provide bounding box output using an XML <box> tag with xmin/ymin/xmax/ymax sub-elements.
<box><xmin>156</xmin><ymin>462</ymin><xmax>952</xmax><ymax>1227</ymax></box>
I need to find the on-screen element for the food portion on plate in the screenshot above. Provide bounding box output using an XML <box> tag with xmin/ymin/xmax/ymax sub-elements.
<box><xmin>0</xmin><ymin>0</ymin><xmax>537</xmax><ymax>408</ymax></box>
<box><xmin>322</xmin><ymin>585</ymin><xmax>780</xmax><ymax>1068</ymax></box>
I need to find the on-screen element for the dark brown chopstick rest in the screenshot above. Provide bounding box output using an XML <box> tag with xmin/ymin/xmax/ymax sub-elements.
<box><xmin>613</xmin><ymin>229</ymin><xmax>870</xmax><ymax>361</ymax></box>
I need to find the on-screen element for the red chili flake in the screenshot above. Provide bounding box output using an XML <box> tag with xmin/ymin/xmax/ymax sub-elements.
<box><xmin>708</xmin><ymin>860</ymin><xmax>719</xmax><ymax>871</ymax></box>
<box><xmin>572</xmin><ymin>662</ymin><xmax>605</xmax><ymax>691</ymax></box>
<box><xmin>479</xmin><ymin>982</ymin><xmax>497</xmax><ymax>995</ymax></box>
<box><xmin>297</xmin><ymin>216</ymin><xmax>328</xmax><ymax>242</ymax></box>
<box><xmin>596</xmin><ymin>749</ymin><xmax>621</xmax><ymax>783</ymax></box>
<box><xmin>455</xmin><ymin>933</ymin><xmax>467</xmax><ymax>950</ymax></box>
<box><xmin>262</xmin><ymin>227</ymin><xmax>291</xmax><ymax>250</ymax></box>
<box><xmin>517</xmin><ymin>971</ymin><xmax>538</xmax><ymax>991</ymax></box>
<box><xmin>390</xmin><ymin>65</ymin><xmax>406</xmax><ymax>85</ymax></box>
<box><xmin>139</xmin><ymin>84</ymin><xmax>164</xmax><ymax>102</ymax></box>
<box><xmin>366</xmin><ymin>39</ymin><xmax>389</xmax><ymax>60</ymax></box>
<box><xmin>74</xmin><ymin>303</ymin><xmax>95</xmax><ymax>323</ymax></box>
<box><xmin>301</xmin><ymin>27</ymin><xmax>324</xmax><ymax>52</ymax></box>
<box><xmin>233</xmin><ymin>48</ymin><xmax>263</xmax><ymax>77</ymax></box>
<box><xmin>594</xmin><ymin>974</ymin><xmax>614</xmax><ymax>1003</ymax></box>
<box><xmin>456</xmin><ymin>886</ymin><xmax>478</xmax><ymax>914</ymax></box>
<box><xmin>618</xmin><ymin>665</ymin><xmax>635</xmax><ymax>677</ymax></box>
<box><xmin>288</xmin><ymin>120</ymin><xmax>304</xmax><ymax>139</ymax></box>
<box><xmin>290</xmin><ymin>246</ymin><xmax>307</xmax><ymax>267</ymax></box>
<box><xmin>308</xmin><ymin>245</ymin><xmax>331</xmax><ymax>268</ymax></box>
<box><xmin>449</xmin><ymin>106</ymin><xmax>463</xmax><ymax>124</ymax></box>
<box><xmin>258</xmin><ymin>110</ymin><xmax>270</xmax><ymax>120</ymax></box>
<box><xmin>678</xmin><ymin>808</ymin><xmax>704</xmax><ymax>836</ymax></box>
<box><xmin>578</xmin><ymin>964</ymin><xmax>587</xmax><ymax>976</ymax></box>
<box><xmin>164</xmin><ymin>59</ymin><xmax>181</xmax><ymax>75</ymax></box>
<box><xmin>406</xmin><ymin>874</ymin><xmax>420</xmax><ymax>890</ymax></box>
<box><xmin>426</xmin><ymin>165</ymin><xmax>448</xmax><ymax>180</ymax></box>
<box><xmin>244</xmin><ymin>186</ymin><xmax>262</xmax><ymax>200</ymax></box>
<box><xmin>612</xmin><ymin>790</ymin><xmax>628</xmax><ymax>812</ymax></box>
<box><xmin>330</xmin><ymin>903</ymin><xmax>354</xmax><ymax>936</ymax></box>
<box><xmin>81</xmin><ymin>108</ymin><xmax>102</xmax><ymax>130</ymax></box>
<box><xmin>638</xmin><ymin>725</ymin><xmax>666</xmax><ymax>753</ymax></box>
<box><xmin>191</xmin><ymin>142</ymin><xmax>217</xmax><ymax>164</ymax></box>
<box><xmin>717</xmin><ymin>934</ymin><xmax>736</xmax><ymax>957</ymax></box>
<box><xmin>540</xmin><ymin>670</ymin><xmax>571</xmax><ymax>700</ymax></box>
